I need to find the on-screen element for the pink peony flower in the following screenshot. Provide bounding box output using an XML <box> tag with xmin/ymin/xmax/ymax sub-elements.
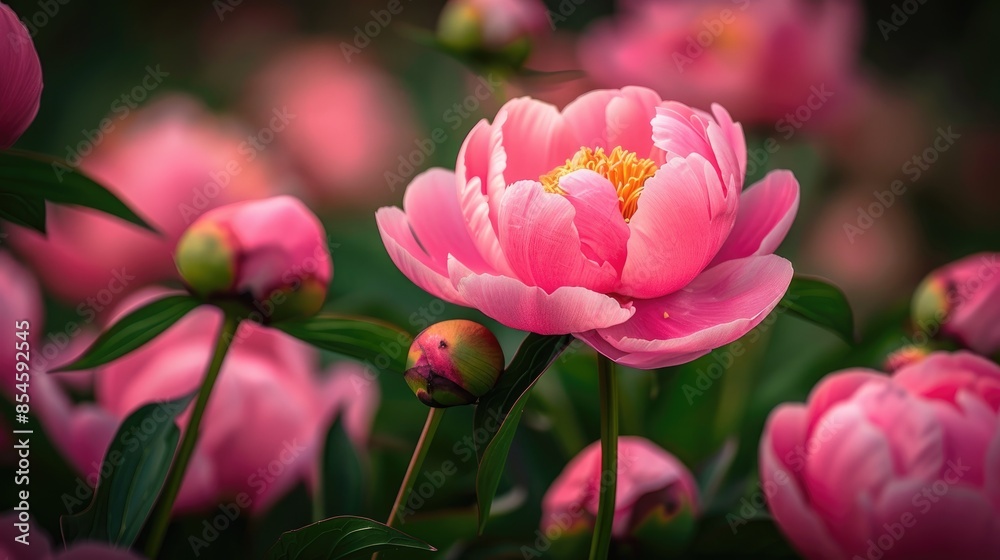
<box><xmin>0</xmin><ymin>2</ymin><xmax>43</xmax><ymax>148</ymax></box>
<box><xmin>175</xmin><ymin>195</ymin><xmax>332</xmax><ymax>322</ymax></box>
<box><xmin>46</xmin><ymin>289</ymin><xmax>379</xmax><ymax>516</ymax></box>
<box><xmin>0</xmin><ymin>512</ymin><xmax>142</xmax><ymax>560</ymax></box>
<box><xmin>542</xmin><ymin>437</ymin><xmax>699</xmax><ymax>541</ymax></box>
<box><xmin>912</xmin><ymin>253</ymin><xmax>1000</xmax><ymax>356</ymax></box>
<box><xmin>438</xmin><ymin>0</ymin><xmax>550</xmax><ymax>52</ymax></box>
<box><xmin>376</xmin><ymin>87</ymin><xmax>798</xmax><ymax>368</ymax></box>
<box><xmin>579</xmin><ymin>0</ymin><xmax>861</xmax><ymax>124</ymax></box>
<box><xmin>760</xmin><ymin>351</ymin><xmax>1000</xmax><ymax>560</ymax></box>
<box><xmin>8</xmin><ymin>96</ymin><xmax>281</xmax><ymax>305</ymax></box>
<box><xmin>244</xmin><ymin>42</ymin><xmax>418</xmax><ymax>208</ymax></box>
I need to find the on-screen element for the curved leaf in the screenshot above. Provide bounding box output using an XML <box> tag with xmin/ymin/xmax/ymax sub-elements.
<box><xmin>267</xmin><ymin>516</ymin><xmax>435</xmax><ymax>560</ymax></box>
<box><xmin>474</xmin><ymin>333</ymin><xmax>573</xmax><ymax>534</ymax></box>
<box><xmin>60</xmin><ymin>393</ymin><xmax>193</xmax><ymax>547</ymax></box>
<box><xmin>778</xmin><ymin>276</ymin><xmax>855</xmax><ymax>344</ymax></box>
<box><xmin>276</xmin><ymin>313</ymin><xmax>412</xmax><ymax>373</ymax></box>
<box><xmin>0</xmin><ymin>150</ymin><xmax>155</xmax><ymax>231</ymax></box>
<box><xmin>0</xmin><ymin>193</ymin><xmax>46</xmax><ymax>232</ymax></box>
<box><xmin>54</xmin><ymin>294</ymin><xmax>202</xmax><ymax>372</ymax></box>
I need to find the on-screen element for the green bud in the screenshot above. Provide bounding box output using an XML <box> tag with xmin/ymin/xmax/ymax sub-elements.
<box><xmin>404</xmin><ymin>319</ymin><xmax>504</xmax><ymax>408</ymax></box>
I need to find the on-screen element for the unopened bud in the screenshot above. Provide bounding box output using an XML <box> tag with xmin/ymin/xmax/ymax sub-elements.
<box><xmin>404</xmin><ymin>319</ymin><xmax>504</xmax><ymax>407</ymax></box>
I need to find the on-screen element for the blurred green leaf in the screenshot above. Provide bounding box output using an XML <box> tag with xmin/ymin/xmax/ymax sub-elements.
<box><xmin>474</xmin><ymin>333</ymin><xmax>574</xmax><ymax>534</ymax></box>
<box><xmin>266</xmin><ymin>516</ymin><xmax>435</xmax><ymax>560</ymax></box>
<box><xmin>276</xmin><ymin>314</ymin><xmax>412</xmax><ymax>373</ymax></box>
<box><xmin>319</xmin><ymin>416</ymin><xmax>365</xmax><ymax>519</ymax></box>
<box><xmin>0</xmin><ymin>150</ymin><xmax>155</xmax><ymax>231</ymax></box>
<box><xmin>0</xmin><ymin>193</ymin><xmax>46</xmax><ymax>232</ymax></box>
<box><xmin>54</xmin><ymin>294</ymin><xmax>202</xmax><ymax>372</ymax></box>
<box><xmin>60</xmin><ymin>393</ymin><xmax>193</xmax><ymax>547</ymax></box>
<box><xmin>778</xmin><ymin>276</ymin><xmax>855</xmax><ymax>344</ymax></box>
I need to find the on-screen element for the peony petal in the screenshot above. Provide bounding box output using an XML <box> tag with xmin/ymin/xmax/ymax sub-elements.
<box><xmin>805</xmin><ymin>370</ymin><xmax>889</xmax><ymax>437</ymax></box>
<box><xmin>760</xmin><ymin>405</ymin><xmax>846</xmax><ymax>560</ymax></box>
<box><xmin>618</xmin><ymin>153</ymin><xmax>738</xmax><ymax>299</ymax></box>
<box><xmin>710</xmin><ymin>170</ymin><xmax>800</xmax><ymax>266</ymax></box>
<box><xmin>603</xmin><ymin>86</ymin><xmax>663</xmax><ymax>158</ymax></box>
<box><xmin>711</xmin><ymin>104</ymin><xmax>747</xmax><ymax>181</ymax></box>
<box><xmin>497</xmin><ymin>97</ymin><xmax>577</xmax><ymax>183</ymax></box>
<box><xmin>802</xmin><ymin>403</ymin><xmax>894</xmax><ymax>554</ymax></box>
<box><xmin>871</xmin><ymin>480</ymin><xmax>1000</xmax><ymax>559</ymax></box>
<box><xmin>403</xmin><ymin>168</ymin><xmax>492</xmax><ymax>273</ymax></box>
<box><xmin>375</xmin><ymin>206</ymin><xmax>464</xmax><ymax>304</ymax></box>
<box><xmin>497</xmin><ymin>175</ymin><xmax>624</xmax><ymax>293</ymax></box>
<box><xmin>580</xmin><ymin>255</ymin><xmax>791</xmax><ymax>369</ymax></box>
<box><xmin>448</xmin><ymin>258</ymin><xmax>634</xmax><ymax>335</ymax></box>
<box><xmin>455</xmin><ymin>118</ymin><xmax>515</xmax><ymax>275</ymax></box>
<box><xmin>558</xmin><ymin>170</ymin><xmax>631</xmax><ymax>271</ymax></box>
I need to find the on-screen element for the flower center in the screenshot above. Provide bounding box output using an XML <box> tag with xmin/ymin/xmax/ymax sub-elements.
<box><xmin>539</xmin><ymin>146</ymin><xmax>659</xmax><ymax>222</ymax></box>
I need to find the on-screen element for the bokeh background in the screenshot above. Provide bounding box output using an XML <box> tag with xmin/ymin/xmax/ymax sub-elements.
<box><xmin>3</xmin><ymin>0</ymin><xmax>999</xmax><ymax>558</ymax></box>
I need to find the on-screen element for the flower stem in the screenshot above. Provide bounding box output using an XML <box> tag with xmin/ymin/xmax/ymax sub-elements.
<box><xmin>386</xmin><ymin>407</ymin><xmax>445</xmax><ymax>528</ymax></box>
<box><xmin>589</xmin><ymin>354</ymin><xmax>619</xmax><ymax>560</ymax></box>
<box><xmin>144</xmin><ymin>314</ymin><xmax>240</xmax><ymax>558</ymax></box>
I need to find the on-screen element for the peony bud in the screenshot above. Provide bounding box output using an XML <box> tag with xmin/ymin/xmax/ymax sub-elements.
<box><xmin>911</xmin><ymin>253</ymin><xmax>1000</xmax><ymax>355</ymax></box>
<box><xmin>404</xmin><ymin>319</ymin><xmax>504</xmax><ymax>407</ymax></box>
<box><xmin>1</xmin><ymin>2</ymin><xmax>43</xmax><ymax>148</ymax></box>
<box><xmin>174</xmin><ymin>196</ymin><xmax>331</xmax><ymax>322</ymax></box>
<box><xmin>436</xmin><ymin>0</ymin><xmax>549</xmax><ymax>66</ymax></box>
<box><xmin>541</xmin><ymin>437</ymin><xmax>700</xmax><ymax>557</ymax></box>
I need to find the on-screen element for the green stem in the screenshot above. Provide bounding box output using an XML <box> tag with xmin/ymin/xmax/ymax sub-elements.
<box><xmin>589</xmin><ymin>354</ymin><xmax>619</xmax><ymax>560</ymax></box>
<box><xmin>385</xmin><ymin>407</ymin><xmax>445</xmax><ymax>528</ymax></box>
<box><xmin>144</xmin><ymin>314</ymin><xmax>240</xmax><ymax>558</ymax></box>
<box><xmin>372</xmin><ymin>407</ymin><xmax>444</xmax><ymax>560</ymax></box>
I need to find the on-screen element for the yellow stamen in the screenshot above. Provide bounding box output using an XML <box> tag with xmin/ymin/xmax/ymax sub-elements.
<box><xmin>539</xmin><ymin>146</ymin><xmax>659</xmax><ymax>222</ymax></box>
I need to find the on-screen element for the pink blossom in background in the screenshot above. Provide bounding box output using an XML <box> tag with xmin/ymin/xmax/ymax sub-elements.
<box><xmin>760</xmin><ymin>351</ymin><xmax>1000</xmax><ymax>559</ymax></box>
<box><xmin>0</xmin><ymin>2</ymin><xmax>43</xmax><ymax>148</ymax></box>
<box><xmin>0</xmin><ymin>512</ymin><xmax>143</xmax><ymax>560</ymax></box>
<box><xmin>438</xmin><ymin>0</ymin><xmax>550</xmax><ymax>51</ymax></box>
<box><xmin>377</xmin><ymin>87</ymin><xmax>799</xmax><ymax>368</ymax></box>
<box><xmin>579</xmin><ymin>0</ymin><xmax>862</xmax><ymax>124</ymax></box>
<box><xmin>244</xmin><ymin>42</ymin><xmax>418</xmax><ymax>208</ymax></box>
<box><xmin>912</xmin><ymin>253</ymin><xmax>1000</xmax><ymax>356</ymax></box>
<box><xmin>8</xmin><ymin>96</ymin><xmax>281</xmax><ymax>305</ymax></box>
<box><xmin>542</xmin><ymin>437</ymin><xmax>699</xmax><ymax>538</ymax></box>
<box><xmin>175</xmin><ymin>195</ymin><xmax>332</xmax><ymax>321</ymax></box>
<box><xmin>43</xmin><ymin>291</ymin><xmax>380</xmax><ymax>516</ymax></box>
<box><xmin>798</xmin><ymin>185</ymin><xmax>925</xmax><ymax>321</ymax></box>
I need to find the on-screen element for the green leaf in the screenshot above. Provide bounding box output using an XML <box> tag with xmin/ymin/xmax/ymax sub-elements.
<box><xmin>0</xmin><ymin>149</ymin><xmax>155</xmax><ymax>232</ymax></box>
<box><xmin>276</xmin><ymin>314</ymin><xmax>412</xmax><ymax>373</ymax></box>
<box><xmin>55</xmin><ymin>294</ymin><xmax>202</xmax><ymax>372</ymax></box>
<box><xmin>266</xmin><ymin>516</ymin><xmax>436</xmax><ymax>560</ymax></box>
<box><xmin>0</xmin><ymin>193</ymin><xmax>46</xmax><ymax>232</ymax></box>
<box><xmin>60</xmin><ymin>393</ymin><xmax>193</xmax><ymax>547</ymax></box>
<box><xmin>778</xmin><ymin>276</ymin><xmax>855</xmax><ymax>344</ymax></box>
<box><xmin>319</xmin><ymin>416</ymin><xmax>364</xmax><ymax>519</ymax></box>
<box><xmin>474</xmin><ymin>333</ymin><xmax>573</xmax><ymax>534</ymax></box>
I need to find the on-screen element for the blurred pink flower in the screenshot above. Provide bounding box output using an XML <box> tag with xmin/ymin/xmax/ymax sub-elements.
<box><xmin>8</xmin><ymin>96</ymin><xmax>281</xmax><ymax>305</ymax></box>
<box><xmin>760</xmin><ymin>351</ymin><xmax>1000</xmax><ymax>559</ymax></box>
<box><xmin>579</xmin><ymin>0</ymin><xmax>861</xmax><ymax>124</ymax></box>
<box><xmin>912</xmin><ymin>253</ymin><xmax>1000</xmax><ymax>356</ymax></box>
<box><xmin>175</xmin><ymin>195</ymin><xmax>332</xmax><ymax>322</ymax></box>
<box><xmin>542</xmin><ymin>437</ymin><xmax>699</xmax><ymax>539</ymax></box>
<box><xmin>57</xmin><ymin>294</ymin><xmax>380</xmax><ymax>515</ymax></box>
<box><xmin>377</xmin><ymin>88</ymin><xmax>798</xmax><ymax>368</ymax></box>
<box><xmin>17</xmin><ymin>285</ymin><xmax>378</xmax><ymax>516</ymax></box>
<box><xmin>0</xmin><ymin>2</ymin><xmax>43</xmax><ymax>148</ymax></box>
<box><xmin>0</xmin><ymin>512</ymin><xmax>142</xmax><ymax>560</ymax></box>
<box><xmin>244</xmin><ymin>43</ymin><xmax>418</xmax><ymax>208</ymax></box>
<box><xmin>798</xmin><ymin>185</ymin><xmax>924</xmax><ymax>321</ymax></box>
<box><xmin>438</xmin><ymin>0</ymin><xmax>550</xmax><ymax>51</ymax></box>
